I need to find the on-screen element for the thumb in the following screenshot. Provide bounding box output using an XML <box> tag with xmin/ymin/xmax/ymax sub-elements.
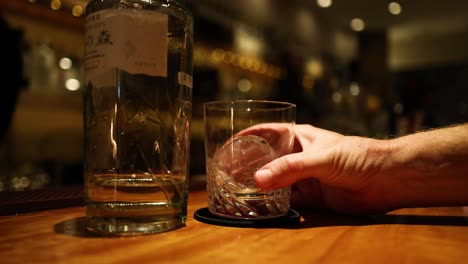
<box><xmin>254</xmin><ymin>152</ymin><xmax>313</xmax><ymax>189</ymax></box>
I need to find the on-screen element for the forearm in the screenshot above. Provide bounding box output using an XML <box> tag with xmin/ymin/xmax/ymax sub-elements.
<box><xmin>385</xmin><ymin>123</ymin><xmax>468</xmax><ymax>208</ymax></box>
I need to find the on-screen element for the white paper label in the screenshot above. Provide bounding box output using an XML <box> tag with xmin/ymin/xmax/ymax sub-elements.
<box><xmin>178</xmin><ymin>72</ymin><xmax>193</xmax><ymax>89</ymax></box>
<box><xmin>84</xmin><ymin>9</ymin><xmax>168</xmax><ymax>83</ymax></box>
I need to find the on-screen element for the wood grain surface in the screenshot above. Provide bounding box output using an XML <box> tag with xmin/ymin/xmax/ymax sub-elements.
<box><xmin>1</xmin><ymin>190</ymin><xmax>467</xmax><ymax>264</ymax></box>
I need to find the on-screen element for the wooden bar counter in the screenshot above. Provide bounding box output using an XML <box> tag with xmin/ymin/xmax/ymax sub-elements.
<box><xmin>1</xmin><ymin>188</ymin><xmax>468</xmax><ymax>263</ymax></box>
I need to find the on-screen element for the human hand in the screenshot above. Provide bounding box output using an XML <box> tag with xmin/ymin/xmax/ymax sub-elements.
<box><xmin>239</xmin><ymin>124</ymin><xmax>395</xmax><ymax>214</ymax></box>
<box><xmin>212</xmin><ymin>123</ymin><xmax>295</xmax><ymax>189</ymax></box>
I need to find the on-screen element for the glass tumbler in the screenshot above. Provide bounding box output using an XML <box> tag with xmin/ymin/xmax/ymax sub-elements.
<box><xmin>204</xmin><ymin>100</ymin><xmax>296</xmax><ymax>219</ymax></box>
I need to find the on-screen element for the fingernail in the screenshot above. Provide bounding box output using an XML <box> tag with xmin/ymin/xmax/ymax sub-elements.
<box><xmin>255</xmin><ymin>169</ymin><xmax>273</xmax><ymax>188</ymax></box>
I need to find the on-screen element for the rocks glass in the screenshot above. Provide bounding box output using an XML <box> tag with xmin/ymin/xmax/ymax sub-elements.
<box><xmin>204</xmin><ymin>100</ymin><xmax>296</xmax><ymax>219</ymax></box>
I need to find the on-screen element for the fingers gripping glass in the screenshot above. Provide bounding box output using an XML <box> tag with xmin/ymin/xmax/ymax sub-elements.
<box><xmin>204</xmin><ymin>100</ymin><xmax>296</xmax><ymax>219</ymax></box>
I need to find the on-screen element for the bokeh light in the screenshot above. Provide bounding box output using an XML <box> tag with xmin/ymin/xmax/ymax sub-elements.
<box><xmin>65</xmin><ymin>78</ymin><xmax>81</xmax><ymax>91</ymax></box>
<box><xmin>50</xmin><ymin>0</ymin><xmax>62</xmax><ymax>10</ymax></box>
<box><xmin>350</xmin><ymin>18</ymin><xmax>365</xmax><ymax>32</ymax></box>
<box><xmin>388</xmin><ymin>2</ymin><xmax>402</xmax><ymax>15</ymax></box>
<box><xmin>72</xmin><ymin>5</ymin><xmax>84</xmax><ymax>17</ymax></box>
<box><xmin>59</xmin><ymin>57</ymin><xmax>72</xmax><ymax>70</ymax></box>
<box><xmin>317</xmin><ymin>0</ymin><xmax>332</xmax><ymax>8</ymax></box>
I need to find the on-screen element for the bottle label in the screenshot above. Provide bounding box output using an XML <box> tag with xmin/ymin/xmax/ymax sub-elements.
<box><xmin>84</xmin><ymin>9</ymin><xmax>168</xmax><ymax>83</ymax></box>
<box><xmin>178</xmin><ymin>72</ymin><xmax>193</xmax><ymax>89</ymax></box>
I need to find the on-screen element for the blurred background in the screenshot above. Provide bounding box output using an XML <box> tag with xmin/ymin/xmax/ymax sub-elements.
<box><xmin>0</xmin><ymin>0</ymin><xmax>467</xmax><ymax>192</ymax></box>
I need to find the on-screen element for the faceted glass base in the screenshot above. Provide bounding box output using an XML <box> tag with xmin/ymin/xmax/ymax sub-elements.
<box><xmin>86</xmin><ymin>216</ymin><xmax>186</xmax><ymax>236</ymax></box>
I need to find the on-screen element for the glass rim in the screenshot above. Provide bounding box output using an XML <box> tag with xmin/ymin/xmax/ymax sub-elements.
<box><xmin>204</xmin><ymin>100</ymin><xmax>296</xmax><ymax>111</ymax></box>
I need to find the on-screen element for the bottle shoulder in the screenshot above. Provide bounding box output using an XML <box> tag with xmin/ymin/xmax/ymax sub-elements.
<box><xmin>85</xmin><ymin>0</ymin><xmax>192</xmax><ymax>22</ymax></box>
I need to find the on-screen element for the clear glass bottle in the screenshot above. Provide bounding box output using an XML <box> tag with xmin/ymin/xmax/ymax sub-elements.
<box><xmin>83</xmin><ymin>0</ymin><xmax>193</xmax><ymax>235</ymax></box>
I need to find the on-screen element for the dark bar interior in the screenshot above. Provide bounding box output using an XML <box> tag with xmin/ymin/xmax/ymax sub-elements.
<box><xmin>0</xmin><ymin>0</ymin><xmax>467</xmax><ymax>192</ymax></box>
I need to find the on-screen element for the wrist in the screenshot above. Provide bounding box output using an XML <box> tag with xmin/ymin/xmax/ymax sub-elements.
<box><xmin>382</xmin><ymin>135</ymin><xmax>437</xmax><ymax>210</ymax></box>
<box><xmin>383</xmin><ymin>130</ymin><xmax>468</xmax><ymax>209</ymax></box>
<box><xmin>350</xmin><ymin>137</ymin><xmax>405</xmax><ymax>212</ymax></box>
<box><xmin>368</xmin><ymin>138</ymin><xmax>408</xmax><ymax>212</ymax></box>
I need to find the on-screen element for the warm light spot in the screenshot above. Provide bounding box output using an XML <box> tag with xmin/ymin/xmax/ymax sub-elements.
<box><xmin>231</xmin><ymin>54</ymin><xmax>240</xmax><ymax>67</ymax></box>
<box><xmin>50</xmin><ymin>0</ymin><xmax>62</xmax><ymax>10</ymax></box>
<box><xmin>65</xmin><ymin>78</ymin><xmax>81</xmax><ymax>91</ymax></box>
<box><xmin>349</xmin><ymin>82</ymin><xmax>360</xmax><ymax>96</ymax></box>
<box><xmin>28</xmin><ymin>0</ymin><xmax>37</xmax><ymax>3</ymax></box>
<box><xmin>238</xmin><ymin>56</ymin><xmax>249</xmax><ymax>70</ymax></box>
<box><xmin>211</xmin><ymin>48</ymin><xmax>225</xmax><ymax>63</ymax></box>
<box><xmin>306</xmin><ymin>59</ymin><xmax>323</xmax><ymax>78</ymax></box>
<box><xmin>243</xmin><ymin>57</ymin><xmax>255</xmax><ymax>71</ymax></box>
<box><xmin>245</xmin><ymin>58</ymin><xmax>256</xmax><ymax>72</ymax></box>
<box><xmin>388</xmin><ymin>2</ymin><xmax>402</xmax><ymax>15</ymax></box>
<box><xmin>235</xmin><ymin>27</ymin><xmax>264</xmax><ymax>56</ymax></box>
<box><xmin>317</xmin><ymin>0</ymin><xmax>332</xmax><ymax>8</ymax></box>
<box><xmin>251</xmin><ymin>59</ymin><xmax>262</xmax><ymax>72</ymax></box>
<box><xmin>59</xmin><ymin>57</ymin><xmax>72</xmax><ymax>70</ymax></box>
<box><xmin>224</xmin><ymin>51</ymin><xmax>234</xmax><ymax>64</ymax></box>
<box><xmin>350</xmin><ymin>18</ymin><xmax>365</xmax><ymax>32</ymax></box>
<box><xmin>332</xmin><ymin>91</ymin><xmax>342</xmax><ymax>103</ymax></box>
<box><xmin>72</xmin><ymin>5</ymin><xmax>84</xmax><ymax>17</ymax></box>
<box><xmin>366</xmin><ymin>95</ymin><xmax>381</xmax><ymax>112</ymax></box>
<box><xmin>238</xmin><ymin>78</ymin><xmax>252</xmax><ymax>93</ymax></box>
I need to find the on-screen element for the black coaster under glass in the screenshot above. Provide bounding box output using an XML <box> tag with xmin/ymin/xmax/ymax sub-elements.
<box><xmin>194</xmin><ymin>207</ymin><xmax>301</xmax><ymax>228</ymax></box>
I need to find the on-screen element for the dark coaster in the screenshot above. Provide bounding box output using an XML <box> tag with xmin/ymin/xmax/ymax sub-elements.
<box><xmin>194</xmin><ymin>207</ymin><xmax>301</xmax><ymax>228</ymax></box>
